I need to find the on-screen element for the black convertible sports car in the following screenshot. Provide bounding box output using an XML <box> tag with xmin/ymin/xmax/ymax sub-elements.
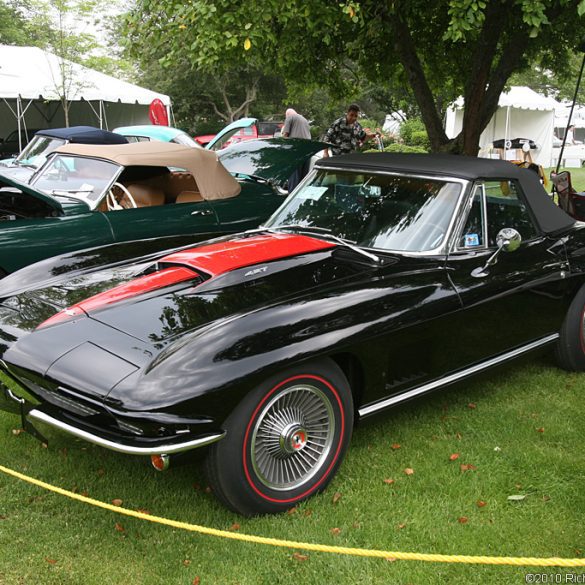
<box><xmin>0</xmin><ymin>153</ymin><xmax>583</xmax><ymax>516</ymax></box>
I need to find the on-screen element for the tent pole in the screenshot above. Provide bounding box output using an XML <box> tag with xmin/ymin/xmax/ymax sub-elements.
<box><xmin>16</xmin><ymin>97</ymin><xmax>22</xmax><ymax>153</ymax></box>
<box><xmin>555</xmin><ymin>41</ymin><xmax>585</xmax><ymax>173</ymax></box>
<box><xmin>505</xmin><ymin>105</ymin><xmax>510</xmax><ymax>159</ymax></box>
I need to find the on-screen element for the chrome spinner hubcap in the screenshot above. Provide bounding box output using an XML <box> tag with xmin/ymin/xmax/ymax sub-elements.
<box><xmin>251</xmin><ymin>383</ymin><xmax>335</xmax><ymax>491</ymax></box>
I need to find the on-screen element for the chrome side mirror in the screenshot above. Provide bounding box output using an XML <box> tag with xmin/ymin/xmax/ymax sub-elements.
<box><xmin>471</xmin><ymin>228</ymin><xmax>522</xmax><ymax>278</ymax></box>
<box><xmin>496</xmin><ymin>227</ymin><xmax>521</xmax><ymax>253</ymax></box>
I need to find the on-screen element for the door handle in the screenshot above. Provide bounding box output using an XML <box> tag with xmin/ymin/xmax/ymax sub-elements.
<box><xmin>191</xmin><ymin>209</ymin><xmax>213</xmax><ymax>216</ymax></box>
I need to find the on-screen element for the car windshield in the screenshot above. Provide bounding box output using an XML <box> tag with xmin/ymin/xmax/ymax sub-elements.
<box><xmin>15</xmin><ymin>135</ymin><xmax>66</xmax><ymax>168</ymax></box>
<box><xmin>171</xmin><ymin>132</ymin><xmax>202</xmax><ymax>148</ymax></box>
<box><xmin>31</xmin><ymin>154</ymin><xmax>119</xmax><ymax>204</ymax></box>
<box><xmin>265</xmin><ymin>169</ymin><xmax>462</xmax><ymax>253</ymax></box>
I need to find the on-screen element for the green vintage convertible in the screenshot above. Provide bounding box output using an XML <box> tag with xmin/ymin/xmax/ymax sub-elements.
<box><xmin>0</xmin><ymin>138</ymin><xmax>324</xmax><ymax>276</ymax></box>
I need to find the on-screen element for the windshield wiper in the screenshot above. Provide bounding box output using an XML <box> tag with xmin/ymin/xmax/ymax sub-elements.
<box><xmin>265</xmin><ymin>224</ymin><xmax>381</xmax><ymax>264</ymax></box>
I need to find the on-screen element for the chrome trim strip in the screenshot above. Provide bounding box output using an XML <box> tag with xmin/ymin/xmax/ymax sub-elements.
<box><xmin>358</xmin><ymin>334</ymin><xmax>559</xmax><ymax>417</ymax></box>
<box><xmin>28</xmin><ymin>409</ymin><xmax>225</xmax><ymax>455</ymax></box>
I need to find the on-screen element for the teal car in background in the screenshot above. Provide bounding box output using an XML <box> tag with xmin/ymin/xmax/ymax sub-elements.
<box><xmin>0</xmin><ymin>138</ymin><xmax>326</xmax><ymax>276</ymax></box>
<box><xmin>114</xmin><ymin>118</ymin><xmax>259</xmax><ymax>151</ymax></box>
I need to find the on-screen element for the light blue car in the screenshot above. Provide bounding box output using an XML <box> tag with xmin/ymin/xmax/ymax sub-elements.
<box><xmin>114</xmin><ymin>119</ymin><xmax>257</xmax><ymax>152</ymax></box>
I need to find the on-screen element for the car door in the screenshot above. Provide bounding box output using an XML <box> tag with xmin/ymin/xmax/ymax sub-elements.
<box><xmin>0</xmin><ymin>211</ymin><xmax>113</xmax><ymax>274</ymax></box>
<box><xmin>102</xmin><ymin>198</ymin><xmax>221</xmax><ymax>244</ymax></box>
<box><xmin>445</xmin><ymin>180</ymin><xmax>570</xmax><ymax>366</ymax></box>
<box><xmin>208</xmin><ymin>183</ymin><xmax>284</xmax><ymax>233</ymax></box>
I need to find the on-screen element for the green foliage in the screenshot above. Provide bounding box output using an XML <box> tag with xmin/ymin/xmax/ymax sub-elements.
<box><xmin>410</xmin><ymin>131</ymin><xmax>431</xmax><ymax>150</ymax></box>
<box><xmin>381</xmin><ymin>143</ymin><xmax>429</xmax><ymax>154</ymax></box>
<box><xmin>399</xmin><ymin>118</ymin><xmax>426</xmax><ymax>144</ymax></box>
<box><xmin>119</xmin><ymin>0</ymin><xmax>585</xmax><ymax>153</ymax></box>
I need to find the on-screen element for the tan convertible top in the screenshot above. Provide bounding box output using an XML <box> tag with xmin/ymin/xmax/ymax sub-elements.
<box><xmin>54</xmin><ymin>141</ymin><xmax>241</xmax><ymax>200</ymax></box>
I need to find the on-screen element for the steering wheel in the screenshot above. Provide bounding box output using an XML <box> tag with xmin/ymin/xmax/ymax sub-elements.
<box><xmin>420</xmin><ymin>222</ymin><xmax>445</xmax><ymax>249</ymax></box>
<box><xmin>106</xmin><ymin>182</ymin><xmax>137</xmax><ymax>211</ymax></box>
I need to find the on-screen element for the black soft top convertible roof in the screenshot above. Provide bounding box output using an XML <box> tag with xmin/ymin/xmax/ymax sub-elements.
<box><xmin>316</xmin><ymin>153</ymin><xmax>575</xmax><ymax>235</ymax></box>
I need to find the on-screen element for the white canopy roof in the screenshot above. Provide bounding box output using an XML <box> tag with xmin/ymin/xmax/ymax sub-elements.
<box><xmin>0</xmin><ymin>45</ymin><xmax>170</xmax><ymax>105</ymax></box>
<box><xmin>450</xmin><ymin>86</ymin><xmax>558</xmax><ymax>112</ymax></box>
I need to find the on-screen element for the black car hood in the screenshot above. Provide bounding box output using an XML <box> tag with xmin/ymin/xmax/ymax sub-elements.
<box><xmin>0</xmin><ymin>233</ymin><xmax>374</xmax><ymax>399</ymax></box>
<box><xmin>1</xmin><ymin>232</ymin><xmax>367</xmax><ymax>344</ymax></box>
<box><xmin>219</xmin><ymin>138</ymin><xmax>327</xmax><ymax>184</ymax></box>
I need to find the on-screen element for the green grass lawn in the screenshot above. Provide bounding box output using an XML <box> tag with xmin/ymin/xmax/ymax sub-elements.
<box><xmin>1</xmin><ymin>355</ymin><xmax>584</xmax><ymax>584</ymax></box>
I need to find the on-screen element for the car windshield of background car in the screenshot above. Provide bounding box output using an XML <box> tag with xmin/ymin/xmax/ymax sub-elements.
<box><xmin>171</xmin><ymin>132</ymin><xmax>202</xmax><ymax>148</ymax></box>
<box><xmin>15</xmin><ymin>136</ymin><xmax>66</xmax><ymax>169</ymax></box>
<box><xmin>265</xmin><ymin>169</ymin><xmax>462</xmax><ymax>253</ymax></box>
<box><xmin>31</xmin><ymin>155</ymin><xmax>119</xmax><ymax>204</ymax></box>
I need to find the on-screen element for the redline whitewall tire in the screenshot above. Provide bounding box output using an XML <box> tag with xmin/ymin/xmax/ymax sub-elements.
<box><xmin>205</xmin><ymin>359</ymin><xmax>353</xmax><ymax>516</ymax></box>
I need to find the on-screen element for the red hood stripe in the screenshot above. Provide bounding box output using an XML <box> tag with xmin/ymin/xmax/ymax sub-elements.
<box><xmin>36</xmin><ymin>266</ymin><xmax>197</xmax><ymax>330</ymax></box>
<box><xmin>36</xmin><ymin>234</ymin><xmax>335</xmax><ymax>331</ymax></box>
<box><xmin>160</xmin><ymin>233</ymin><xmax>335</xmax><ymax>277</ymax></box>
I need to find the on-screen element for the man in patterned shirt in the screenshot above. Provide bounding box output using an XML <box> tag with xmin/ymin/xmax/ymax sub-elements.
<box><xmin>323</xmin><ymin>103</ymin><xmax>374</xmax><ymax>157</ymax></box>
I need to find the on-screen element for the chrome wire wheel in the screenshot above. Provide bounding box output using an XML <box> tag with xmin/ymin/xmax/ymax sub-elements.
<box><xmin>250</xmin><ymin>383</ymin><xmax>335</xmax><ymax>491</ymax></box>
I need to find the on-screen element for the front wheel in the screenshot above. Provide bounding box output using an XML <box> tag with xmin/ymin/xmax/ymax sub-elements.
<box><xmin>205</xmin><ymin>359</ymin><xmax>353</xmax><ymax>516</ymax></box>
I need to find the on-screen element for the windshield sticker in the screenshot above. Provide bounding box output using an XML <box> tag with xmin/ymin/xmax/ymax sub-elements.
<box><xmin>299</xmin><ymin>186</ymin><xmax>328</xmax><ymax>200</ymax></box>
<box><xmin>464</xmin><ymin>233</ymin><xmax>480</xmax><ymax>247</ymax></box>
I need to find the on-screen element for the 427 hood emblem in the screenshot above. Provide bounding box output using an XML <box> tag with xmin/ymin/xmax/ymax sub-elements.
<box><xmin>244</xmin><ymin>266</ymin><xmax>268</xmax><ymax>277</ymax></box>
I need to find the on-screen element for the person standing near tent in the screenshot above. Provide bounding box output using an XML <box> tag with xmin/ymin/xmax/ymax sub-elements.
<box><xmin>282</xmin><ymin>108</ymin><xmax>312</xmax><ymax>192</ymax></box>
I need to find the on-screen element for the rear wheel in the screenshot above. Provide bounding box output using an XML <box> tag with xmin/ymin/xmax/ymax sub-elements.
<box><xmin>205</xmin><ymin>359</ymin><xmax>353</xmax><ymax>516</ymax></box>
<box><xmin>556</xmin><ymin>284</ymin><xmax>585</xmax><ymax>371</ymax></box>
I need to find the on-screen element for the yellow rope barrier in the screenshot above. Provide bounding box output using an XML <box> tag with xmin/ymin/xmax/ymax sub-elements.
<box><xmin>1</xmin><ymin>463</ymin><xmax>584</xmax><ymax>567</ymax></box>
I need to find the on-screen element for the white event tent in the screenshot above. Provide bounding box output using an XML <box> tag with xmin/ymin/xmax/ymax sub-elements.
<box><xmin>445</xmin><ymin>86</ymin><xmax>558</xmax><ymax>166</ymax></box>
<box><xmin>0</xmin><ymin>45</ymin><xmax>171</xmax><ymax>150</ymax></box>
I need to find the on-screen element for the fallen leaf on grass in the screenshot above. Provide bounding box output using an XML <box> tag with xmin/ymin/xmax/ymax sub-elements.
<box><xmin>403</xmin><ymin>468</ymin><xmax>414</xmax><ymax>476</ymax></box>
<box><xmin>383</xmin><ymin>478</ymin><xmax>395</xmax><ymax>485</ymax></box>
<box><xmin>536</xmin><ymin>427</ymin><xmax>545</xmax><ymax>433</ymax></box>
<box><xmin>229</xmin><ymin>523</ymin><xmax>240</xmax><ymax>531</ymax></box>
<box><xmin>287</xmin><ymin>507</ymin><xmax>297</xmax><ymax>515</ymax></box>
<box><xmin>460</xmin><ymin>464</ymin><xmax>477</xmax><ymax>472</ymax></box>
<box><xmin>111</xmin><ymin>499</ymin><xmax>123</xmax><ymax>507</ymax></box>
<box><xmin>183</xmin><ymin>560</ymin><xmax>191</xmax><ymax>567</ymax></box>
<box><xmin>136</xmin><ymin>508</ymin><xmax>151</xmax><ymax>515</ymax></box>
<box><xmin>507</xmin><ymin>494</ymin><xmax>526</xmax><ymax>502</ymax></box>
<box><xmin>458</xmin><ymin>516</ymin><xmax>468</xmax><ymax>524</ymax></box>
<box><xmin>467</xmin><ymin>403</ymin><xmax>476</xmax><ymax>409</ymax></box>
<box><xmin>476</xmin><ymin>500</ymin><xmax>487</xmax><ymax>508</ymax></box>
<box><xmin>398</xmin><ymin>523</ymin><xmax>406</xmax><ymax>529</ymax></box>
<box><xmin>192</xmin><ymin>577</ymin><xmax>201</xmax><ymax>585</ymax></box>
<box><xmin>45</xmin><ymin>558</ymin><xmax>57</xmax><ymax>565</ymax></box>
<box><xmin>385</xmin><ymin>557</ymin><xmax>397</xmax><ymax>562</ymax></box>
<box><xmin>449</xmin><ymin>453</ymin><xmax>460</xmax><ymax>461</ymax></box>
<box><xmin>391</xmin><ymin>443</ymin><xmax>401</xmax><ymax>450</ymax></box>
<box><xmin>292</xmin><ymin>552</ymin><xmax>309</xmax><ymax>562</ymax></box>
<box><xmin>114</xmin><ymin>522</ymin><xmax>125</xmax><ymax>532</ymax></box>
<box><xmin>11</xmin><ymin>428</ymin><xmax>24</xmax><ymax>436</ymax></box>
<box><xmin>332</xmin><ymin>492</ymin><xmax>342</xmax><ymax>504</ymax></box>
<box><xmin>330</xmin><ymin>527</ymin><xmax>341</xmax><ymax>536</ymax></box>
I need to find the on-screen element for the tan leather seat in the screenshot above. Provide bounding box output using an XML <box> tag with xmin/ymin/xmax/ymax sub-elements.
<box><xmin>125</xmin><ymin>183</ymin><xmax>165</xmax><ymax>207</ymax></box>
<box><xmin>176</xmin><ymin>191</ymin><xmax>204</xmax><ymax>203</ymax></box>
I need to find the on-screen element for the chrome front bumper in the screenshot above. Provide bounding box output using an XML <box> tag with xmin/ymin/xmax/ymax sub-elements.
<box><xmin>28</xmin><ymin>409</ymin><xmax>226</xmax><ymax>456</ymax></box>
